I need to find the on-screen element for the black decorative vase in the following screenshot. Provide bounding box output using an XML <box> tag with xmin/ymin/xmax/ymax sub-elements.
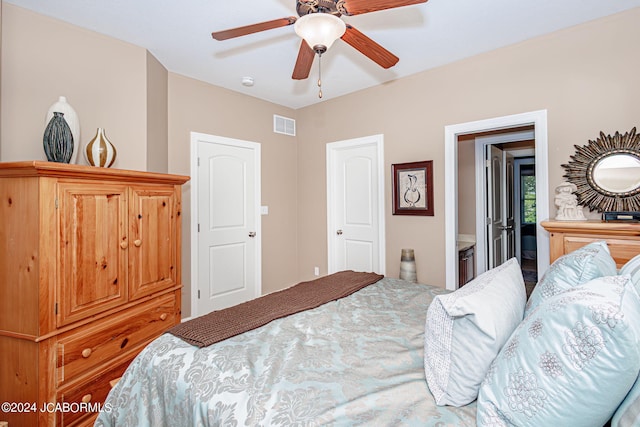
<box><xmin>43</xmin><ymin>112</ymin><xmax>74</xmax><ymax>163</ymax></box>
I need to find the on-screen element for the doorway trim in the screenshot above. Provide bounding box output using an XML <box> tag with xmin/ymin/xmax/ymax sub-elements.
<box><xmin>189</xmin><ymin>131</ymin><xmax>262</xmax><ymax>318</ymax></box>
<box><xmin>326</xmin><ymin>134</ymin><xmax>386</xmax><ymax>275</ymax></box>
<box><xmin>444</xmin><ymin>110</ymin><xmax>549</xmax><ymax>290</ymax></box>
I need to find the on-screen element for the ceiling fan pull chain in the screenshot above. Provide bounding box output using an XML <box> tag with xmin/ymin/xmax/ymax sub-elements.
<box><xmin>317</xmin><ymin>51</ymin><xmax>323</xmax><ymax>98</ymax></box>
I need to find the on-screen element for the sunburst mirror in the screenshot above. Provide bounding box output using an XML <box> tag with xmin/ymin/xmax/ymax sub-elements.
<box><xmin>562</xmin><ymin>127</ymin><xmax>640</xmax><ymax>212</ymax></box>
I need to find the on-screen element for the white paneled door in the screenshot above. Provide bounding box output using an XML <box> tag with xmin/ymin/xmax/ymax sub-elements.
<box><xmin>505</xmin><ymin>150</ymin><xmax>516</xmax><ymax>261</ymax></box>
<box><xmin>327</xmin><ymin>135</ymin><xmax>385</xmax><ymax>275</ymax></box>
<box><xmin>195</xmin><ymin>134</ymin><xmax>261</xmax><ymax>315</ymax></box>
<box><xmin>487</xmin><ymin>144</ymin><xmax>504</xmax><ymax>269</ymax></box>
<box><xmin>486</xmin><ymin>144</ymin><xmax>515</xmax><ymax>269</ymax></box>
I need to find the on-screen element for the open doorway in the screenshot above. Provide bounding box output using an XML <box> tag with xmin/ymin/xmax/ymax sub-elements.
<box><xmin>444</xmin><ymin>110</ymin><xmax>550</xmax><ymax>291</ymax></box>
<box><xmin>457</xmin><ymin>128</ymin><xmax>538</xmax><ymax>295</ymax></box>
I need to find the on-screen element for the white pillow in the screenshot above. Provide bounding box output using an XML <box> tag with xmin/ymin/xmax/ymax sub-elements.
<box><xmin>424</xmin><ymin>258</ymin><xmax>526</xmax><ymax>406</ymax></box>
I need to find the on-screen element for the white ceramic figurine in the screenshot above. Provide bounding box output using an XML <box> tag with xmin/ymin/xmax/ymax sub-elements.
<box><xmin>554</xmin><ymin>182</ymin><xmax>586</xmax><ymax>221</ymax></box>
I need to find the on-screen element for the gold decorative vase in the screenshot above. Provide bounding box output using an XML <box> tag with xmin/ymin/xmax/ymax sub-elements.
<box><xmin>84</xmin><ymin>128</ymin><xmax>116</xmax><ymax>167</ymax></box>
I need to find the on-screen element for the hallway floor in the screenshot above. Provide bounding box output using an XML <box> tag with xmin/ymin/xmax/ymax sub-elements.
<box><xmin>521</xmin><ymin>257</ymin><xmax>538</xmax><ymax>299</ymax></box>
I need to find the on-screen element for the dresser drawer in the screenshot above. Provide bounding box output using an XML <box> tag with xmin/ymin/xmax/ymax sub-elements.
<box><xmin>57</xmin><ymin>292</ymin><xmax>178</xmax><ymax>384</ymax></box>
<box><xmin>56</xmin><ymin>356</ymin><xmax>131</xmax><ymax>427</ymax></box>
<box><xmin>561</xmin><ymin>235</ymin><xmax>640</xmax><ymax>268</ymax></box>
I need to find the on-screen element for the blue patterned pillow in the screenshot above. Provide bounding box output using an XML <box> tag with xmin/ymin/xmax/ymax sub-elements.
<box><xmin>620</xmin><ymin>253</ymin><xmax>640</xmax><ymax>295</ymax></box>
<box><xmin>525</xmin><ymin>241</ymin><xmax>617</xmax><ymax>315</ymax></box>
<box><xmin>477</xmin><ymin>275</ymin><xmax>640</xmax><ymax>427</ymax></box>
<box><xmin>613</xmin><ymin>257</ymin><xmax>640</xmax><ymax>427</ymax></box>
<box><xmin>613</xmin><ymin>256</ymin><xmax>640</xmax><ymax>427</ymax></box>
<box><xmin>613</xmin><ymin>374</ymin><xmax>640</xmax><ymax>427</ymax></box>
<box><xmin>424</xmin><ymin>258</ymin><xmax>526</xmax><ymax>406</ymax></box>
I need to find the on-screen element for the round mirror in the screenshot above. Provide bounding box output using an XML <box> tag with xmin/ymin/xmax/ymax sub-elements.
<box><xmin>592</xmin><ymin>154</ymin><xmax>640</xmax><ymax>194</ymax></box>
<box><xmin>562</xmin><ymin>127</ymin><xmax>640</xmax><ymax>212</ymax></box>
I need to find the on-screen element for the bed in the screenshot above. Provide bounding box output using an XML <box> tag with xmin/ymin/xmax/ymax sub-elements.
<box><xmin>96</xmin><ymin>222</ymin><xmax>640</xmax><ymax>427</ymax></box>
<box><xmin>95</xmin><ymin>274</ymin><xmax>476</xmax><ymax>426</ymax></box>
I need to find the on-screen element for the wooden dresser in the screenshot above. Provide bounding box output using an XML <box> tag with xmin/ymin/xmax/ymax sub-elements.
<box><xmin>0</xmin><ymin>161</ymin><xmax>189</xmax><ymax>426</ymax></box>
<box><xmin>541</xmin><ymin>219</ymin><xmax>640</xmax><ymax>267</ymax></box>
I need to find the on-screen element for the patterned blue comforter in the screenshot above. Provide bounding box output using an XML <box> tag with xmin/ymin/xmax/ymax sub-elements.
<box><xmin>96</xmin><ymin>278</ymin><xmax>476</xmax><ymax>426</ymax></box>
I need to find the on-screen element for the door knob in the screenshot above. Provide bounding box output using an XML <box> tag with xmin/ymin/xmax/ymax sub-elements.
<box><xmin>249</xmin><ymin>231</ymin><xmax>256</xmax><ymax>238</ymax></box>
<box><xmin>336</xmin><ymin>229</ymin><xmax>343</xmax><ymax>235</ymax></box>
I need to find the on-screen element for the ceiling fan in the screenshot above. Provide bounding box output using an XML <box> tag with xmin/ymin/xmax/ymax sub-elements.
<box><xmin>212</xmin><ymin>0</ymin><xmax>428</xmax><ymax>84</ymax></box>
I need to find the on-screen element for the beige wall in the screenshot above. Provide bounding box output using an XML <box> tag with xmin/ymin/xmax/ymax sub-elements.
<box><xmin>0</xmin><ymin>4</ymin><xmax>301</xmax><ymax>319</ymax></box>
<box><xmin>457</xmin><ymin>137</ymin><xmax>476</xmax><ymax>236</ymax></box>
<box><xmin>167</xmin><ymin>73</ymin><xmax>299</xmax><ymax>317</ymax></box>
<box><xmin>146</xmin><ymin>51</ymin><xmax>168</xmax><ymax>173</ymax></box>
<box><xmin>1</xmin><ymin>3</ymin><xmax>639</xmax><ymax>311</ymax></box>
<box><xmin>0</xmin><ymin>4</ymin><xmax>148</xmax><ymax>169</ymax></box>
<box><xmin>296</xmin><ymin>8</ymin><xmax>640</xmax><ymax>286</ymax></box>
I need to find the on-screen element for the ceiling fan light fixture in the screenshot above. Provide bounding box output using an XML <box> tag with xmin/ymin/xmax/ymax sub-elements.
<box><xmin>294</xmin><ymin>13</ymin><xmax>346</xmax><ymax>53</ymax></box>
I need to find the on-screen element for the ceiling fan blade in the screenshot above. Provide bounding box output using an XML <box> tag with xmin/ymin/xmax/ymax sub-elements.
<box><xmin>339</xmin><ymin>0</ymin><xmax>427</xmax><ymax>16</ymax></box>
<box><xmin>212</xmin><ymin>17</ymin><xmax>296</xmax><ymax>41</ymax></box>
<box><xmin>341</xmin><ymin>25</ymin><xmax>399</xmax><ymax>69</ymax></box>
<box><xmin>292</xmin><ymin>40</ymin><xmax>315</xmax><ymax>80</ymax></box>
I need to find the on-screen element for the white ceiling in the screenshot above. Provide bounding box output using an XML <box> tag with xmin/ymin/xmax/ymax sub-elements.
<box><xmin>5</xmin><ymin>0</ymin><xmax>640</xmax><ymax>109</ymax></box>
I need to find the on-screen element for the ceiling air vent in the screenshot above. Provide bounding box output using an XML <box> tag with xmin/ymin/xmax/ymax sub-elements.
<box><xmin>273</xmin><ymin>114</ymin><xmax>296</xmax><ymax>137</ymax></box>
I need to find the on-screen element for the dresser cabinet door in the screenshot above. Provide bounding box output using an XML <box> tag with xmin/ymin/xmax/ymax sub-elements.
<box><xmin>57</xmin><ymin>183</ymin><xmax>129</xmax><ymax>326</ymax></box>
<box><xmin>128</xmin><ymin>186</ymin><xmax>179</xmax><ymax>300</ymax></box>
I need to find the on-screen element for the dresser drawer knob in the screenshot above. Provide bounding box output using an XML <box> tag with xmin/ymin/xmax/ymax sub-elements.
<box><xmin>81</xmin><ymin>348</ymin><xmax>92</xmax><ymax>358</ymax></box>
<box><xmin>160</xmin><ymin>313</ymin><xmax>168</xmax><ymax>321</ymax></box>
<box><xmin>81</xmin><ymin>394</ymin><xmax>92</xmax><ymax>403</ymax></box>
<box><xmin>134</xmin><ymin>239</ymin><xmax>142</xmax><ymax>247</ymax></box>
<box><xmin>120</xmin><ymin>241</ymin><xmax>128</xmax><ymax>249</ymax></box>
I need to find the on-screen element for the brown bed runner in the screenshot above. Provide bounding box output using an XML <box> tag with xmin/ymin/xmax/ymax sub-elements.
<box><xmin>168</xmin><ymin>270</ymin><xmax>383</xmax><ymax>347</ymax></box>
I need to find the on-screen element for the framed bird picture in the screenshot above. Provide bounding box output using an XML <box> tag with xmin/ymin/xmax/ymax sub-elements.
<box><xmin>392</xmin><ymin>160</ymin><xmax>434</xmax><ymax>216</ymax></box>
